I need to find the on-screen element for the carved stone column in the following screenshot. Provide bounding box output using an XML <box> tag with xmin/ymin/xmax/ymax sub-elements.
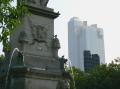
<box><xmin>8</xmin><ymin>0</ymin><xmax>69</xmax><ymax>89</ymax></box>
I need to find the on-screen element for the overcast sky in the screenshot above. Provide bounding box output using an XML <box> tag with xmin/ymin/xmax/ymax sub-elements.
<box><xmin>48</xmin><ymin>0</ymin><xmax>120</xmax><ymax>63</ymax></box>
<box><xmin>1</xmin><ymin>0</ymin><xmax>119</xmax><ymax>63</ymax></box>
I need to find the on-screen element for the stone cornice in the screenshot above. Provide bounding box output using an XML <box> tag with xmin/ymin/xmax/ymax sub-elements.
<box><xmin>10</xmin><ymin>66</ymin><xmax>63</xmax><ymax>79</ymax></box>
<box><xmin>27</xmin><ymin>5</ymin><xmax>60</xmax><ymax>19</ymax></box>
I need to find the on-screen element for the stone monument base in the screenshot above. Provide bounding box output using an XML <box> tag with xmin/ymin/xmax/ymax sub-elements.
<box><xmin>9</xmin><ymin>66</ymin><xmax>66</xmax><ymax>89</ymax></box>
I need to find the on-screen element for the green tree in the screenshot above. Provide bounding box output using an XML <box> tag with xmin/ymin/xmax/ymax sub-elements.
<box><xmin>0</xmin><ymin>54</ymin><xmax>5</xmax><ymax>61</ymax></box>
<box><xmin>0</xmin><ymin>0</ymin><xmax>27</xmax><ymax>51</ymax></box>
<box><xmin>69</xmin><ymin>60</ymin><xmax>120</xmax><ymax>89</ymax></box>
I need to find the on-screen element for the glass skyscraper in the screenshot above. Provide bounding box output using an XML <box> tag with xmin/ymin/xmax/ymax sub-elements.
<box><xmin>68</xmin><ymin>17</ymin><xmax>105</xmax><ymax>71</ymax></box>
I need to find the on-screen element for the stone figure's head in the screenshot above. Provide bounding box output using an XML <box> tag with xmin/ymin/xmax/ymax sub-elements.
<box><xmin>55</xmin><ymin>35</ymin><xmax>57</xmax><ymax>38</ymax></box>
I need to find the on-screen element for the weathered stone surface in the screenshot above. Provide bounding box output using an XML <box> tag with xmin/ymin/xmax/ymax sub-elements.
<box><xmin>9</xmin><ymin>66</ymin><xmax>67</xmax><ymax>89</ymax></box>
<box><xmin>10</xmin><ymin>9</ymin><xmax>60</xmax><ymax>67</ymax></box>
<box><xmin>0</xmin><ymin>0</ymin><xmax>69</xmax><ymax>89</ymax></box>
<box><xmin>25</xmin><ymin>0</ymin><xmax>49</xmax><ymax>7</ymax></box>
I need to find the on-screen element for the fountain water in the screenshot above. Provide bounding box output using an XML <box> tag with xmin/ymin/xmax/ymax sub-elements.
<box><xmin>5</xmin><ymin>48</ymin><xmax>24</xmax><ymax>89</ymax></box>
<box><xmin>68</xmin><ymin>59</ymin><xmax>77</xmax><ymax>89</ymax></box>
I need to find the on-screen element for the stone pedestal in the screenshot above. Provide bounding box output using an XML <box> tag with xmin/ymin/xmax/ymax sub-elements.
<box><xmin>8</xmin><ymin>0</ymin><xmax>69</xmax><ymax>89</ymax></box>
<box><xmin>9</xmin><ymin>66</ymin><xmax>65</xmax><ymax>89</ymax></box>
<box><xmin>10</xmin><ymin>0</ymin><xmax>60</xmax><ymax>68</ymax></box>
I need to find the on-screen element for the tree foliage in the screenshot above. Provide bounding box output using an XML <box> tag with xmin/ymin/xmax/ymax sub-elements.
<box><xmin>0</xmin><ymin>0</ymin><xmax>27</xmax><ymax>51</ymax></box>
<box><xmin>0</xmin><ymin>54</ymin><xmax>5</xmax><ymax>61</ymax></box>
<box><xmin>69</xmin><ymin>59</ymin><xmax>120</xmax><ymax>89</ymax></box>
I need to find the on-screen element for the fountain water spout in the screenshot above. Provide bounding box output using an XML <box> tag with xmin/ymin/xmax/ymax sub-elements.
<box><xmin>5</xmin><ymin>48</ymin><xmax>24</xmax><ymax>89</ymax></box>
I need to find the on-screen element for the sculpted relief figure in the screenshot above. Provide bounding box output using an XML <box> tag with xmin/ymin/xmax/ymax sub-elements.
<box><xmin>53</xmin><ymin>35</ymin><xmax>60</xmax><ymax>49</ymax></box>
<box><xmin>53</xmin><ymin>35</ymin><xmax>60</xmax><ymax>58</ymax></box>
<box><xmin>26</xmin><ymin>17</ymin><xmax>48</xmax><ymax>44</ymax></box>
<box><xmin>31</xmin><ymin>24</ymin><xmax>47</xmax><ymax>43</ymax></box>
<box><xmin>18</xmin><ymin>17</ymin><xmax>48</xmax><ymax>54</ymax></box>
<box><xmin>19</xmin><ymin>24</ymin><xmax>47</xmax><ymax>46</ymax></box>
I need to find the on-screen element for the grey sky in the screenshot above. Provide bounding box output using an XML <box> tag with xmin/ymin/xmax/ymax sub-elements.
<box><xmin>0</xmin><ymin>0</ymin><xmax>119</xmax><ymax>63</ymax></box>
<box><xmin>48</xmin><ymin>0</ymin><xmax>120</xmax><ymax>63</ymax></box>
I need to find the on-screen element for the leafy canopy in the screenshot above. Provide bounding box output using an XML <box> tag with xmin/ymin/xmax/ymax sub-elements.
<box><xmin>0</xmin><ymin>0</ymin><xmax>27</xmax><ymax>51</ymax></box>
<box><xmin>69</xmin><ymin>59</ymin><xmax>120</xmax><ymax>89</ymax></box>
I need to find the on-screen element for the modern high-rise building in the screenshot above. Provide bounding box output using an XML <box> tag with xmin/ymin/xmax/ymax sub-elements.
<box><xmin>84</xmin><ymin>50</ymin><xmax>100</xmax><ymax>71</ymax></box>
<box><xmin>68</xmin><ymin>17</ymin><xmax>105</xmax><ymax>71</ymax></box>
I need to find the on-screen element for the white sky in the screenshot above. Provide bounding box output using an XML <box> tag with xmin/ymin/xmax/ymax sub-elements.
<box><xmin>0</xmin><ymin>0</ymin><xmax>119</xmax><ymax>63</ymax></box>
<box><xmin>48</xmin><ymin>0</ymin><xmax>120</xmax><ymax>63</ymax></box>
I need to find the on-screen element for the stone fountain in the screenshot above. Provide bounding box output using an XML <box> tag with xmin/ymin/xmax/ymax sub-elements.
<box><xmin>0</xmin><ymin>0</ymin><xmax>70</xmax><ymax>89</ymax></box>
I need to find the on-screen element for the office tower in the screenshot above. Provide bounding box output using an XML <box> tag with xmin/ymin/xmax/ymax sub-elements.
<box><xmin>84</xmin><ymin>50</ymin><xmax>100</xmax><ymax>71</ymax></box>
<box><xmin>68</xmin><ymin>17</ymin><xmax>105</xmax><ymax>71</ymax></box>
